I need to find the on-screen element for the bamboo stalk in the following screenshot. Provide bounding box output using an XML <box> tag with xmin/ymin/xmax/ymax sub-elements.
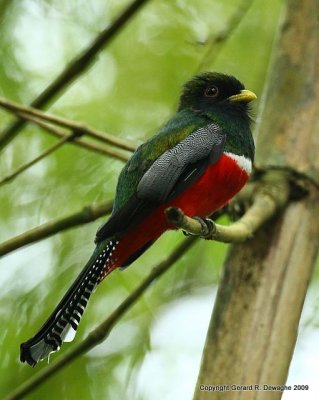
<box><xmin>193</xmin><ymin>0</ymin><xmax>319</xmax><ymax>398</ymax></box>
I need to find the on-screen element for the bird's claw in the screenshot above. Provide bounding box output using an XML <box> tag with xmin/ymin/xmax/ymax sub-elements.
<box><xmin>184</xmin><ymin>216</ymin><xmax>215</xmax><ymax>239</ymax></box>
<box><xmin>193</xmin><ymin>216</ymin><xmax>214</xmax><ymax>238</ymax></box>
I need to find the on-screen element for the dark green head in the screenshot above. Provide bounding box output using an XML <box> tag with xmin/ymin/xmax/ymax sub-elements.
<box><xmin>178</xmin><ymin>72</ymin><xmax>256</xmax><ymax>161</ymax></box>
<box><xmin>178</xmin><ymin>72</ymin><xmax>256</xmax><ymax>119</ymax></box>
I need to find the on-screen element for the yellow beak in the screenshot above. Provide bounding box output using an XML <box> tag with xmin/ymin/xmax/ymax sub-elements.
<box><xmin>228</xmin><ymin>89</ymin><xmax>257</xmax><ymax>103</ymax></box>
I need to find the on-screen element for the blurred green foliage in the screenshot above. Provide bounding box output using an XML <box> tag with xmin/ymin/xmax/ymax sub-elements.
<box><xmin>1</xmin><ymin>1</ymin><xmax>318</xmax><ymax>399</ymax></box>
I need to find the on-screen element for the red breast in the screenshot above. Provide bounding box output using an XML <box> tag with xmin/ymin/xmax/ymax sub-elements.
<box><xmin>105</xmin><ymin>152</ymin><xmax>252</xmax><ymax>271</ymax></box>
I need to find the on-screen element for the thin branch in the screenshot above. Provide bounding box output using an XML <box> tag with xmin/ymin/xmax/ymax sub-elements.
<box><xmin>0</xmin><ymin>201</ymin><xmax>113</xmax><ymax>257</ymax></box>
<box><xmin>22</xmin><ymin>115</ymin><xmax>132</xmax><ymax>159</ymax></box>
<box><xmin>0</xmin><ymin>0</ymin><xmax>152</xmax><ymax>151</ymax></box>
<box><xmin>3</xmin><ymin>238</ymin><xmax>196</xmax><ymax>400</ymax></box>
<box><xmin>196</xmin><ymin>0</ymin><xmax>254</xmax><ymax>72</ymax></box>
<box><xmin>0</xmin><ymin>97</ymin><xmax>136</xmax><ymax>152</ymax></box>
<box><xmin>166</xmin><ymin>170</ymin><xmax>290</xmax><ymax>243</ymax></box>
<box><xmin>0</xmin><ymin>111</ymin><xmax>131</xmax><ymax>187</ymax></box>
<box><xmin>0</xmin><ymin>131</ymin><xmax>82</xmax><ymax>187</ymax></box>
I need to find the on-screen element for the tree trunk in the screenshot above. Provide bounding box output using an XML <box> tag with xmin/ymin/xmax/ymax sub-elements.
<box><xmin>193</xmin><ymin>0</ymin><xmax>319</xmax><ymax>398</ymax></box>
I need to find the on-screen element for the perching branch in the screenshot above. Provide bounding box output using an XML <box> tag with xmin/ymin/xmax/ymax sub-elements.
<box><xmin>0</xmin><ymin>201</ymin><xmax>113</xmax><ymax>257</ymax></box>
<box><xmin>166</xmin><ymin>170</ymin><xmax>290</xmax><ymax>242</ymax></box>
<box><xmin>0</xmin><ymin>0</ymin><xmax>152</xmax><ymax>151</ymax></box>
<box><xmin>3</xmin><ymin>238</ymin><xmax>196</xmax><ymax>400</ymax></box>
<box><xmin>0</xmin><ymin>96</ymin><xmax>136</xmax><ymax>152</ymax></box>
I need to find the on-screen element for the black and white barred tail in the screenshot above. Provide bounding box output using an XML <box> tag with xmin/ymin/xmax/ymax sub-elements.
<box><xmin>20</xmin><ymin>238</ymin><xmax>119</xmax><ymax>367</ymax></box>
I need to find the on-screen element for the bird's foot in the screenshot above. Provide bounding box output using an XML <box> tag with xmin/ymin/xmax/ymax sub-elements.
<box><xmin>166</xmin><ymin>207</ymin><xmax>216</xmax><ymax>239</ymax></box>
<box><xmin>193</xmin><ymin>216</ymin><xmax>215</xmax><ymax>239</ymax></box>
<box><xmin>182</xmin><ymin>216</ymin><xmax>215</xmax><ymax>239</ymax></box>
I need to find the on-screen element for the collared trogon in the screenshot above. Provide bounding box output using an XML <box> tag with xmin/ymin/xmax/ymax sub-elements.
<box><xmin>20</xmin><ymin>72</ymin><xmax>256</xmax><ymax>366</ymax></box>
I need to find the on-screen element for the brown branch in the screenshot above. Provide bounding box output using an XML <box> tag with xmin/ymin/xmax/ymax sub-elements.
<box><xmin>0</xmin><ymin>201</ymin><xmax>113</xmax><ymax>257</ymax></box>
<box><xmin>0</xmin><ymin>96</ymin><xmax>136</xmax><ymax>152</ymax></box>
<box><xmin>0</xmin><ymin>0</ymin><xmax>151</xmax><ymax>151</ymax></box>
<box><xmin>3</xmin><ymin>238</ymin><xmax>196</xmax><ymax>400</ymax></box>
<box><xmin>0</xmin><ymin>94</ymin><xmax>135</xmax><ymax>186</ymax></box>
<box><xmin>0</xmin><ymin>111</ymin><xmax>131</xmax><ymax>187</ymax></box>
<box><xmin>166</xmin><ymin>170</ymin><xmax>290</xmax><ymax>243</ymax></box>
<box><xmin>22</xmin><ymin>115</ymin><xmax>132</xmax><ymax>159</ymax></box>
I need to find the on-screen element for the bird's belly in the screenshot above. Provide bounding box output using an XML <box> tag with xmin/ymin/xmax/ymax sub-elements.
<box><xmin>169</xmin><ymin>153</ymin><xmax>251</xmax><ymax>218</ymax></box>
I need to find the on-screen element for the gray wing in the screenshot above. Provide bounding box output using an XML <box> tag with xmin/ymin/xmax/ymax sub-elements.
<box><xmin>137</xmin><ymin>123</ymin><xmax>225</xmax><ymax>203</ymax></box>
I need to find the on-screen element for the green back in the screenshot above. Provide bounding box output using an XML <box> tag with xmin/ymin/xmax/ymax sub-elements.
<box><xmin>112</xmin><ymin>110</ymin><xmax>208</xmax><ymax>212</ymax></box>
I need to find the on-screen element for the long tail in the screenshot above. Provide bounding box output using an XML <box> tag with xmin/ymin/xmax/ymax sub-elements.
<box><xmin>20</xmin><ymin>238</ymin><xmax>119</xmax><ymax>367</ymax></box>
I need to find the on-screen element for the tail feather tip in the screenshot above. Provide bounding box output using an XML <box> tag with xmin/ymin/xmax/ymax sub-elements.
<box><xmin>20</xmin><ymin>238</ymin><xmax>116</xmax><ymax>367</ymax></box>
<box><xmin>20</xmin><ymin>342</ymin><xmax>42</xmax><ymax>368</ymax></box>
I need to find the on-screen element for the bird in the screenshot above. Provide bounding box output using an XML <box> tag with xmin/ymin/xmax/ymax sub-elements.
<box><xmin>20</xmin><ymin>72</ymin><xmax>256</xmax><ymax>367</ymax></box>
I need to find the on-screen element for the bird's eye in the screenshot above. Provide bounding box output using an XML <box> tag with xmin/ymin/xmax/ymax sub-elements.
<box><xmin>205</xmin><ymin>86</ymin><xmax>219</xmax><ymax>97</ymax></box>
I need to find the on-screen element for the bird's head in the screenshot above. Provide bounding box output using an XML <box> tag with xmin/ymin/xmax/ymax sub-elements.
<box><xmin>178</xmin><ymin>72</ymin><xmax>257</xmax><ymax>117</ymax></box>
